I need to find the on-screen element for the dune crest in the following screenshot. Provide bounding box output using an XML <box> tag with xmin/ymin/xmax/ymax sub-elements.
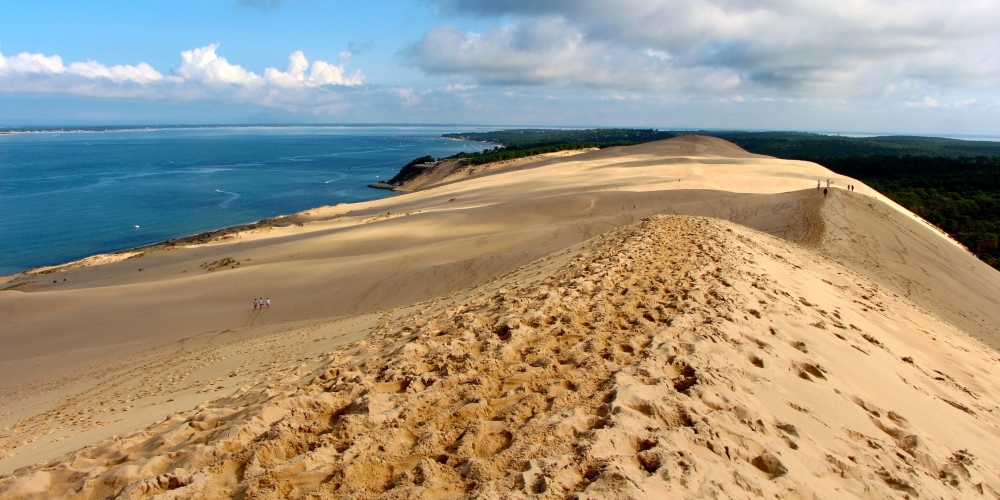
<box><xmin>5</xmin><ymin>216</ymin><xmax>999</xmax><ymax>499</ymax></box>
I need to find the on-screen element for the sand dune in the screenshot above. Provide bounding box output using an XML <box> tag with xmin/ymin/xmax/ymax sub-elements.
<box><xmin>4</xmin><ymin>216</ymin><xmax>1000</xmax><ymax>498</ymax></box>
<box><xmin>2</xmin><ymin>136</ymin><xmax>1000</xmax><ymax>497</ymax></box>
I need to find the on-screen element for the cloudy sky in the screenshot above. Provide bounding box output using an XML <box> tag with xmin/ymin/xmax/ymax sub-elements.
<box><xmin>2</xmin><ymin>0</ymin><xmax>999</xmax><ymax>134</ymax></box>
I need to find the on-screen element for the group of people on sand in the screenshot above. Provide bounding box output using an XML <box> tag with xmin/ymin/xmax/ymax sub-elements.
<box><xmin>817</xmin><ymin>179</ymin><xmax>857</xmax><ymax>197</ymax></box>
<box><xmin>818</xmin><ymin>179</ymin><xmax>832</xmax><ymax>196</ymax></box>
<box><xmin>253</xmin><ymin>297</ymin><xmax>270</xmax><ymax>310</ymax></box>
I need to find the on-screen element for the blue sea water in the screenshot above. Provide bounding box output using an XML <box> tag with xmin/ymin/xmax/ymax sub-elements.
<box><xmin>0</xmin><ymin>126</ymin><xmax>491</xmax><ymax>276</ymax></box>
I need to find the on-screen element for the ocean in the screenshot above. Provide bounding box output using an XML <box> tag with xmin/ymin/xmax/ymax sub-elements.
<box><xmin>0</xmin><ymin>126</ymin><xmax>491</xmax><ymax>276</ymax></box>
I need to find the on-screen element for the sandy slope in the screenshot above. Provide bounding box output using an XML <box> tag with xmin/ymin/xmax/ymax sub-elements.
<box><xmin>815</xmin><ymin>189</ymin><xmax>1000</xmax><ymax>348</ymax></box>
<box><xmin>384</xmin><ymin>150</ymin><xmax>596</xmax><ymax>192</ymax></box>
<box><xmin>2</xmin><ymin>136</ymin><xmax>1000</xmax><ymax>497</ymax></box>
<box><xmin>4</xmin><ymin>216</ymin><xmax>1000</xmax><ymax>498</ymax></box>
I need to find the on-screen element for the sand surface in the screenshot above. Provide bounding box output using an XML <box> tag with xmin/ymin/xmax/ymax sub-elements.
<box><xmin>2</xmin><ymin>136</ymin><xmax>1000</xmax><ymax>497</ymax></box>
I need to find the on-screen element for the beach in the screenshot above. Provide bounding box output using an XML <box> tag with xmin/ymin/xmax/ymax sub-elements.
<box><xmin>2</xmin><ymin>135</ymin><xmax>1000</xmax><ymax>497</ymax></box>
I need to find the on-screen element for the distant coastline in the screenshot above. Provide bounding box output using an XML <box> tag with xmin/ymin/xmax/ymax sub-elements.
<box><xmin>0</xmin><ymin>124</ymin><xmax>493</xmax><ymax>135</ymax></box>
<box><xmin>5</xmin><ymin>124</ymin><xmax>1000</xmax><ymax>143</ymax></box>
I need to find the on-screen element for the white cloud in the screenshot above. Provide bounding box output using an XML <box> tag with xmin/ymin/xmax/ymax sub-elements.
<box><xmin>0</xmin><ymin>44</ymin><xmax>363</xmax><ymax>110</ymax></box>
<box><xmin>67</xmin><ymin>60</ymin><xmax>164</xmax><ymax>84</ymax></box>
<box><xmin>175</xmin><ymin>44</ymin><xmax>263</xmax><ymax>86</ymax></box>
<box><xmin>952</xmin><ymin>99</ymin><xmax>991</xmax><ymax>109</ymax></box>
<box><xmin>403</xmin><ymin>19</ymin><xmax>742</xmax><ymax>92</ymax></box>
<box><xmin>600</xmin><ymin>92</ymin><xmax>642</xmax><ymax>101</ymax></box>
<box><xmin>644</xmin><ymin>49</ymin><xmax>670</xmax><ymax>61</ymax></box>
<box><xmin>443</xmin><ymin>83</ymin><xmax>478</xmax><ymax>92</ymax></box>
<box><xmin>902</xmin><ymin>95</ymin><xmax>993</xmax><ymax>109</ymax></box>
<box><xmin>390</xmin><ymin>87</ymin><xmax>419</xmax><ymax>105</ymax></box>
<box><xmin>0</xmin><ymin>51</ymin><xmax>164</xmax><ymax>85</ymax></box>
<box><xmin>407</xmin><ymin>0</ymin><xmax>1000</xmax><ymax>99</ymax></box>
<box><xmin>263</xmin><ymin>50</ymin><xmax>363</xmax><ymax>88</ymax></box>
<box><xmin>309</xmin><ymin>60</ymin><xmax>363</xmax><ymax>86</ymax></box>
<box><xmin>264</xmin><ymin>53</ymin><xmax>307</xmax><ymax>88</ymax></box>
<box><xmin>4</xmin><ymin>52</ymin><xmax>67</xmax><ymax>74</ymax></box>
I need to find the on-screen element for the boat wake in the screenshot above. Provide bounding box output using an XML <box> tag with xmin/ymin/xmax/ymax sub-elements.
<box><xmin>214</xmin><ymin>189</ymin><xmax>241</xmax><ymax>208</ymax></box>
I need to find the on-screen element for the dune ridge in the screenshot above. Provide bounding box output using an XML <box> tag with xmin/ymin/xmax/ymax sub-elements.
<box><xmin>4</xmin><ymin>216</ymin><xmax>1000</xmax><ymax>498</ymax></box>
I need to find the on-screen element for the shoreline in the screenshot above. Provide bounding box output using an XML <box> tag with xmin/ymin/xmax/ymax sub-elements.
<box><xmin>1</xmin><ymin>130</ymin><xmax>499</xmax><ymax>279</ymax></box>
<box><xmin>1</xmin><ymin>147</ymin><xmax>572</xmax><ymax>282</ymax></box>
<box><xmin>0</xmin><ymin>148</ymin><xmax>516</xmax><ymax>282</ymax></box>
<box><xmin>1</xmin><ymin>206</ymin><xmax>351</xmax><ymax>282</ymax></box>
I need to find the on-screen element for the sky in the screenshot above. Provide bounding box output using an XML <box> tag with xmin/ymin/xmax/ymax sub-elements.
<box><xmin>2</xmin><ymin>0</ymin><xmax>999</xmax><ymax>135</ymax></box>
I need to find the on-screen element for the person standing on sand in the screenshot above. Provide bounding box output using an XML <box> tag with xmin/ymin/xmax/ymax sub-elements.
<box><xmin>824</xmin><ymin>187</ymin><xmax>828</xmax><ymax>197</ymax></box>
<box><xmin>266</xmin><ymin>298</ymin><xmax>270</xmax><ymax>308</ymax></box>
<box><xmin>818</xmin><ymin>180</ymin><xmax>821</xmax><ymax>190</ymax></box>
<box><xmin>253</xmin><ymin>298</ymin><xmax>258</xmax><ymax>310</ymax></box>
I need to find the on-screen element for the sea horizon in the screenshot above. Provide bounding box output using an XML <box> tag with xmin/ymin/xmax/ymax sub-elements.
<box><xmin>4</xmin><ymin>123</ymin><xmax>1000</xmax><ymax>143</ymax></box>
